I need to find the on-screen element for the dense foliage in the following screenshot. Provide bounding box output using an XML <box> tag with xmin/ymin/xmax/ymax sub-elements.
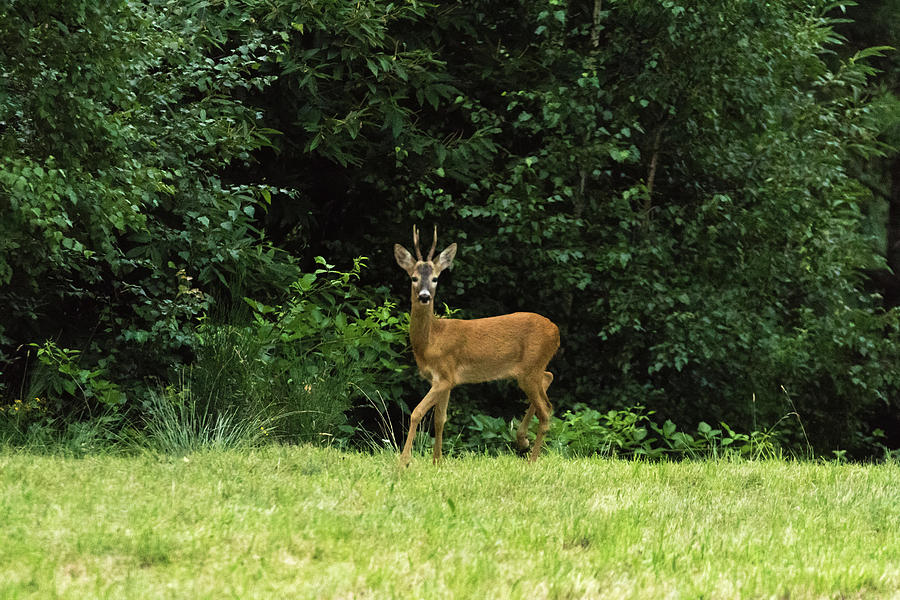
<box><xmin>1</xmin><ymin>0</ymin><xmax>898</xmax><ymax>456</ymax></box>
<box><xmin>0</xmin><ymin>1</ymin><xmax>299</xmax><ymax>413</ymax></box>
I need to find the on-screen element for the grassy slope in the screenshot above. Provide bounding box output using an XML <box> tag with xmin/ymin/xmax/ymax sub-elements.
<box><xmin>1</xmin><ymin>446</ymin><xmax>899</xmax><ymax>599</ymax></box>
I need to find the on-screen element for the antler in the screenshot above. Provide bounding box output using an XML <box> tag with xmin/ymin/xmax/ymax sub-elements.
<box><xmin>412</xmin><ymin>224</ymin><xmax>439</xmax><ymax>261</ymax></box>
<box><xmin>426</xmin><ymin>225</ymin><xmax>438</xmax><ymax>262</ymax></box>
<box><xmin>412</xmin><ymin>225</ymin><xmax>423</xmax><ymax>261</ymax></box>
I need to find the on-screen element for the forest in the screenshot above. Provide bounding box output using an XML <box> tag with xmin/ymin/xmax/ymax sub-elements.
<box><xmin>1</xmin><ymin>0</ymin><xmax>899</xmax><ymax>458</ymax></box>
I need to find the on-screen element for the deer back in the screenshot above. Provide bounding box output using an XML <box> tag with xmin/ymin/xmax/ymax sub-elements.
<box><xmin>415</xmin><ymin>312</ymin><xmax>559</xmax><ymax>385</ymax></box>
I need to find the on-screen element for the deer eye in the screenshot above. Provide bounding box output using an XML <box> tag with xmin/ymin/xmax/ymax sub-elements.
<box><xmin>431</xmin><ymin>278</ymin><xmax>438</xmax><ymax>283</ymax></box>
<box><xmin>411</xmin><ymin>276</ymin><xmax>419</xmax><ymax>282</ymax></box>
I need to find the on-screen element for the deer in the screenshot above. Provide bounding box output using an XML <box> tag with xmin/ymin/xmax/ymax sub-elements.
<box><xmin>393</xmin><ymin>225</ymin><xmax>560</xmax><ymax>466</ymax></box>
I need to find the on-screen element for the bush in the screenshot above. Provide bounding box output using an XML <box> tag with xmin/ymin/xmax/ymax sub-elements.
<box><xmin>0</xmin><ymin>398</ymin><xmax>123</xmax><ymax>457</ymax></box>
<box><xmin>0</xmin><ymin>1</ymin><xmax>298</xmax><ymax>418</ymax></box>
<box><xmin>174</xmin><ymin>257</ymin><xmax>408</xmax><ymax>446</ymax></box>
<box><xmin>550</xmin><ymin>405</ymin><xmax>784</xmax><ymax>460</ymax></box>
<box><xmin>443</xmin><ymin>405</ymin><xmax>784</xmax><ymax>461</ymax></box>
<box><xmin>444</xmin><ymin>413</ymin><xmax>520</xmax><ymax>456</ymax></box>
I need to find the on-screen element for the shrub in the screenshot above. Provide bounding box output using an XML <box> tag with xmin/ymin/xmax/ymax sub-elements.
<box><xmin>550</xmin><ymin>404</ymin><xmax>784</xmax><ymax>460</ymax></box>
<box><xmin>182</xmin><ymin>257</ymin><xmax>408</xmax><ymax>446</ymax></box>
<box><xmin>443</xmin><ymin>405</ymin><xmax>784</xmax><ymax>461</ymax></box>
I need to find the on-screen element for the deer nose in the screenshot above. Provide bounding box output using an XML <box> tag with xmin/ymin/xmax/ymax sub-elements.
<box><xmin>418</xmin><ymin>291</ymin><xmax>431</xmax><ymax>303</ymax></box>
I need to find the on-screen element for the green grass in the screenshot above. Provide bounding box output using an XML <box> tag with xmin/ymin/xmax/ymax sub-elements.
<box><xmin>1</xmin><ymin>446</ymin><xmax>899</xmax><ymax>599</ymax></box>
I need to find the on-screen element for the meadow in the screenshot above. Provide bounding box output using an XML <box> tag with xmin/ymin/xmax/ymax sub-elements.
<box><xmin>1</xmin><ymin>446</ymin><xmax>899</xmax><ymax>599</ymax></box>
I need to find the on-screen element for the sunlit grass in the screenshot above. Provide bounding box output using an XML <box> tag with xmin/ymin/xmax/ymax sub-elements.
<box><xmin>1</xmin><ymin>446</ymin><xmax>898</xmax><ymax>598</ymax></box>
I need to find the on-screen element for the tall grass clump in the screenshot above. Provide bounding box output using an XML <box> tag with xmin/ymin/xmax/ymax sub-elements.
<box><xmin>140</xmin><ymin>382</ymin><xmax>270</xmax><ymax>453</ymax></box>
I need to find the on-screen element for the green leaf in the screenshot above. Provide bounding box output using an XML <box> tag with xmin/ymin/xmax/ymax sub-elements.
<box><xmin>663</xmin><ymin>420</ymin><xmax>676</xmax><ymax>437</ymax></box>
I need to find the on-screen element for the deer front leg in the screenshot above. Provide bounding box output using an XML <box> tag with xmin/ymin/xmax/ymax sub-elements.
<box><xmin>432</xmin><ymin>391</ymin><xmax>451</xmax><ymax>464</ymax></box>
<box><xmin>399</xmin><ymin>380</ymin><xmax>449</xmax><ymax>467</ymax></box>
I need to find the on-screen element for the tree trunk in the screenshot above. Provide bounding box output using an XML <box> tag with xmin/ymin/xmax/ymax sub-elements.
<box><xmin>888</xmin><ymin>156</ymin><xmax>900</xmax><ymax>278</ymax></box>
<box><xmin>878</xmin><ymin>156</ymin><xmax>900</xmax><ymax>308</ymax></box>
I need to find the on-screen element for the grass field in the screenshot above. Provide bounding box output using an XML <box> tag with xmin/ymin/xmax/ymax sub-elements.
<box><xmin>1</xmin><ymin>446</ymin><xmax>899</xmax><ymax>599</ymax></box>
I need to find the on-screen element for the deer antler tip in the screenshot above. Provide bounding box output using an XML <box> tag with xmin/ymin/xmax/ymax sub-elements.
<box><xmin>412</xmin><ymin>224</ymin><xmax>423</xmax><ymax>260</ymax></box>
<box><xmin>426</xmin><ymin>223</ymin><xmax>438</xmax><ymax>261</ymax></box>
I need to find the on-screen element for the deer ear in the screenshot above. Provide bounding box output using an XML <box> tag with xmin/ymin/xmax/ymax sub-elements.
<box><xmin>435</xmin><ymin>243</ymin><xmax>457</xmax><ymax>273</ymax></box>
<box><xmin>394</xmin><ymin>244</ymin><xmax>417</xmax><ymax>274</ymax></box>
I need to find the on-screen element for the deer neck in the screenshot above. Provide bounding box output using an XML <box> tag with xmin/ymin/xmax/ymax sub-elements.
<box><xmin>409</xmin><ymin>297</ymin><xmax>436</xmax><ymax>358</ymax></box>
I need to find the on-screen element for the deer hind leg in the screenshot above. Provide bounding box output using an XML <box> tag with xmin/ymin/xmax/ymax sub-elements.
<box><xmin>516</xmin><ymin>404</ymin><xmax>536</xmax><ymax>450</ymax></box>
<box><xmin>400</xmin><ymin>380</ymin><xmax>450</xmax><ymax>467</ymax></box>
<box><xmin>518</xmin><ymin>371</ymin><xmax>553</xmax><ymax>462</ymax></box>
<box><xmin>530</xmin><ymin>382</ymin><xmax>553</xmax><ymax>462</ymax></box>
<box><xmin>515</xmin><ymin>371</ymin><xmax>553</xmax><ymax>451</ymax></box>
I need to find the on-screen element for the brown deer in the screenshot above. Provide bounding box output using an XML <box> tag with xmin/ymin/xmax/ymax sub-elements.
<box><xmin>393</xmin><ymin>225</ymin><xmax>560</xmax><ymax>466</ymax></box>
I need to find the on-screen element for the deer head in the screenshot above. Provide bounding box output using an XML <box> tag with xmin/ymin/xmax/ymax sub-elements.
<box><xmin>394</xmin><ymin>225</ymin><xmax>457</xmax><ymax>305</ymax></box>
